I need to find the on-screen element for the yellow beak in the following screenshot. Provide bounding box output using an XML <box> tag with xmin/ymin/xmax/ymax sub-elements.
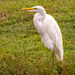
<box><xmin>20</xmin><ymin>8</ymin><xmax>35</xmax><ymax>11</ymax></box>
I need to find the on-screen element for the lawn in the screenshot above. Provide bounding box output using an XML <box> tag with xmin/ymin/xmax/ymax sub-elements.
<box><xmin>0</xmin><ymin>0</ymin><xmax>75</xmax><ymax>75</ymax></box>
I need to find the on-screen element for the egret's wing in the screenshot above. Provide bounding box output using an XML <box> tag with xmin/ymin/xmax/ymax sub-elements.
<box><xmin>45</xmin><ymin>14</ymin><xmax>63</xmax><ymax>60</ymax></box>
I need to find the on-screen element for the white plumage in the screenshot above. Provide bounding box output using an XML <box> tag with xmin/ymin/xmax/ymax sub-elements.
<box><xmin>21</xmin><ymin>6</ymin><xmax>63</xmax><ymax>61</ymax></box>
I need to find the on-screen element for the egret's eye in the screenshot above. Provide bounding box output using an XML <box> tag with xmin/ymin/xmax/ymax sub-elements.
<box><xmin>34</xmin><ymin>8</ymin><xmax>37</xmax><ymax>10</ymax></box>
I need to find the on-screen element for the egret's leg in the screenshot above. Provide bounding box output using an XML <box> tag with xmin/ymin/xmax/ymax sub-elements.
<box><xmin>52</xmin><ymin>51</ymin><xmax>54</xmax><ymax>66</ymax></box>
<box><xmin>52</xmin><ymin>51</ymin><xmax>54</xmax><ymax>73</ymax></box>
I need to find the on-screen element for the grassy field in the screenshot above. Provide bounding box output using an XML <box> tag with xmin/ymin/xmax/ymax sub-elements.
<box><xmin>0</xmin><ymin>0</ymin><xmax>75</xmax><ymax>75</ymax></box>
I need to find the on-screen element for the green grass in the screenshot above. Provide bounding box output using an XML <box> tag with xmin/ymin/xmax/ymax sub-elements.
<box><xmin>0</xmin><ymin>0</ymin><xmax>75</xmax><ymax>75</ymax></box>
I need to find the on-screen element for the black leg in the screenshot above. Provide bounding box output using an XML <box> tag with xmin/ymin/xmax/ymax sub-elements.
<box><xmin>52</xmin><ymin>51</ymin><xmax>54</xmax><ymax>74</ymax></box>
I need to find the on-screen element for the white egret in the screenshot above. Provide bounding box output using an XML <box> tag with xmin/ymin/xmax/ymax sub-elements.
<box><xmin>20</xmin><ymin>6</ymin><xmax>63</xmax><ymax>61</ymax></box>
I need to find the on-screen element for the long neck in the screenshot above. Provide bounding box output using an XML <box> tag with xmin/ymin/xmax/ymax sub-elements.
<box><xmin>39</xmin><ymin>10</ymin><xmax>46</xmax><ymax>20</ymax></box>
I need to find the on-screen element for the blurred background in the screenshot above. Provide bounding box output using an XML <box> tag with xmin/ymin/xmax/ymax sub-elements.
<box><xmin>0</xmin><ymin>0</ymin><xmax>75</xmax><ymax>75</ymax></box>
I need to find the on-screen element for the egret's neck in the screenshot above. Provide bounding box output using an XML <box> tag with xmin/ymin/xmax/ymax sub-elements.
<box><xmin>39</xmin><ymin>10</ymin><xmax>46</xmax><ymax>20</ymax></box>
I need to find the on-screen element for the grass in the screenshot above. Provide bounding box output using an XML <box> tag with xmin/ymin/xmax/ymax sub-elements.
<box><xmin>0</xmin><ymin>0</ymin><xmax>75</xmax><ymax>75</ymax></box>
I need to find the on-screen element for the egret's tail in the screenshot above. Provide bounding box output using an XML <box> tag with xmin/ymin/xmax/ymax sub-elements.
<box><xmin>55</xmin><ymin>48</ymin><xmax>63</xmax><ymax>61</ymax></box>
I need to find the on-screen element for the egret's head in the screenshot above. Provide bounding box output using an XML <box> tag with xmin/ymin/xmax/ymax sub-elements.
<box><xmin>20</xmin><ymin>6</ymin><xmax>46</xmax><ymax>15</ymax></box>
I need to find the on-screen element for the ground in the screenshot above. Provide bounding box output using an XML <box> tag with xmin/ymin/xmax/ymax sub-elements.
<box><xmin>0</xmin><ymin>0</ymin><xmax>75</xmax><ymax>75</ymax></box>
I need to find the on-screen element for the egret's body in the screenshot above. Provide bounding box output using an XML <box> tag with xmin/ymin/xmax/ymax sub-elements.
<box><xmin>21</xmin><ymin>6</ymin><xmax>63</xmax><ymax>61</ymax></box>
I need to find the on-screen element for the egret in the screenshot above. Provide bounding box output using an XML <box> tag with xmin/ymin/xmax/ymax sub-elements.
<box><xmin>20</xmin><ymin>6</ymin><xmax>63</xmax><ymax>61</ymax></box>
